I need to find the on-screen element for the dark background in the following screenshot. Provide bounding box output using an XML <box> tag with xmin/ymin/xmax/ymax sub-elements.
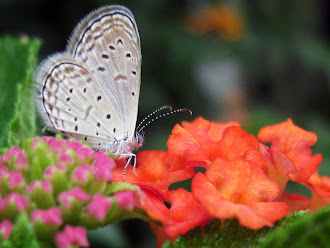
<box><xmin>0</xmin><ymin>0</ymin><xmax>329</xmax><ymax>247</ymax></box>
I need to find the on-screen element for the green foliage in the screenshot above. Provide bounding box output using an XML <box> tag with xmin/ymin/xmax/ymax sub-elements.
<box><xmin>162</xmin><ymin>207</ymin><xmax>330</xmax><ymax>248</ymax></box>
<box><xmin>260</xmin><ymin>206</ymin><xmax>330</xmax><ymax>248</ymax></box>
<box><xmin>162</xmin><ymin>219</ymin><xmax>270</xmax><ymax>248</ymax></box>
<box><xmin>0</xmin><ymin>36</ymin><xmax>41</xmax><ymax>148</ymax></box>
<box><xmin>0</xmin><ymin>213</ymin><xmax>39</xmax><ymax>248</ymax></box>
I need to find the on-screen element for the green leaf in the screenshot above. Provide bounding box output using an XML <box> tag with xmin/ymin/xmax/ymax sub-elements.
<box><xmin>0</xmin><ymin>36</ymin><xmax>41</xmax><ymax>148</ymax></box>
<box><xmin>260</xmin><ymin>206</ymin><xmax>330</xmax><ymax>248</ymax></box>
<box><xmin>104</xmin><ymin>182</ymin><xmax>139</xmax><ymax>195</ymax></box>
<box><xmin>1</xmin><ymin>212</ymin><xmax>39</xmax><ymax>248</ymax></box>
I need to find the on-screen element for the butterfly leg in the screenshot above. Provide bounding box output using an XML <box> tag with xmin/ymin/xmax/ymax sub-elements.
<box><xmin>123</xmin><ymin>153</ymin><xmax>137</xmax><ymax>180</ymax></box>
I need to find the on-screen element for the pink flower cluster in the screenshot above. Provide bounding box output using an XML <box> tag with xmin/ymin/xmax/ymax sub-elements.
<box><xmin>0</xmin><ymin>137</ymin><xmax>135</xmax><ymax>247</ymax></box>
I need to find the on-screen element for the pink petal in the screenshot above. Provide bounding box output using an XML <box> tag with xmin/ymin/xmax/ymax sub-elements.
<box><xmin>84</xmin><ymin>194</ymin><xmax>112</xmax><ymax>221</ymax></box>
<box><xmin>44</xmin><ymin>165</ymin><xmax>67</xmax><ymax>179</ymax></box>
<box><xmin>58</xmin><ymin>153</ymin><xmax>74</xmax><ymax>164</ymax></box>
<box><xmin>27</xmin><ymin>180</ymin><xmax>53</xmax><ymax>194</ymax></box>
<box><xmin>31</xmin><ymin>207</ymin><xmax>63</xmax><ymax>226</ymax></box>
<box><xmin>7</xmin><ymin>171</ymin><xmax>25</xmax><ymax>189</ymax></box>
<box><xmin>114</xmin><ymin>191</ymin><xmax>135</xmax><ymax>210</ymax></box>
<box><xmin>93</xmin><ymin>164</ymin><xmax>112</xmax><ymax>181</ymax></box>
<box><xmin>93</xmin><ymin>152</ymin><xmax>116</xmax><ymax>170</ymax></box>
<box><xmin>0</xmin><ymin>220</ymin><xmax>13</xmax><ymax>239</ymax></box>
<box><xmin>1</xmin><ymin>193</ymin><xmax>30</xmax><ymax>211</ymax></box>
<box><xmin>71</xmin><ymin>166</ymin><xmax>93</xmax><ymax>185</ymax></box>
<box><xmin>3</xmin><ymin>146</ymin><xmax>29</xmax><ymax>170</ymax></box>
<box><xmin>58</xmin><ymin>188</ymin><xmax>90</xmax><ymax>209</ymax></box>
<box><xmin>73</xmin><ymin>147</ymin><xmax>95</xmax><ymax>162</ymax></box>
<box><xmin>0</xmin><ymin>166</ymin><xmax>8</xmax><ymax>177</ymax></box>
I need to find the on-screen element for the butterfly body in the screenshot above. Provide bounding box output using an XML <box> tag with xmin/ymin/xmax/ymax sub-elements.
<box><xmin>36</xmin><ymin>5</ymin><xmax>143</xmax><ymax>157</ymax></box>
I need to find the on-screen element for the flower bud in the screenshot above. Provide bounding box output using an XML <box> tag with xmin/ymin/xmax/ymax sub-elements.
<box><xmin>0</xmin><ymin>220</ymin><xmax>13</xmax><ymax>240</ymax></box>
<box><xmin>55</xmin><ymin>225</ymin><xmax>89</xmax><ymax>248</ymax></box>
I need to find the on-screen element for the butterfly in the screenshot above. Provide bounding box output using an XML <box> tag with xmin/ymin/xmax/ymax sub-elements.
<box><xmin>35</xmin><ymin>5</ymin><xmax>191</xmax><ymax>174</ymax></box>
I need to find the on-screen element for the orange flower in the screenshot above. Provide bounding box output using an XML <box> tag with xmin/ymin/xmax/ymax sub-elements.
<box><xmin>186</xmin><ymin>5</ymin><xmax>245</xmax><ymax>40</ymax></box>
<box><xmin>192</xmin><ymin>159</ymin><xmax>287</xmax><ymax>229</ymax></box>
<box><xmin>110</xmin><ymin>117</ymin><xmax>325</xmax><ymax>246</ymax></box>
<box><xmin>258</xmin><ymin>119</ymin><xmax>323</xmax><ymax>183</ymax></box>
<box><xmin>167</xmin><ymin>117</ymin><xmax>264</xmax><ymax>169</ymax></box>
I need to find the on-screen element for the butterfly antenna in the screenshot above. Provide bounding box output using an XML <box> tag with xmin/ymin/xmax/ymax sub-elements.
<box><xmin>137</xmin><ymin>108</ymin><xmax>192</xmax><ymax>133</ymax></box>
<box><xmin>136</xmin><ymin>105</ymin><xmax>173</xmax><ymax>131</ymax></box>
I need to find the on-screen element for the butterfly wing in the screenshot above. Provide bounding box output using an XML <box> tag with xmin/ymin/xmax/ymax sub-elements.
<box><xmin>35</xmin><ymin>53</ymin><xmax>124</xmax><ymax>150</ymax></box>
<box><xmin>67</xmin><ymin>5</ymin><xmax>142</xmax><ymax>143</ymax></box>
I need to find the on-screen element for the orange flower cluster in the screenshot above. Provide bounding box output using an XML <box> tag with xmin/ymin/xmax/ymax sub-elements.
<box><xmin>112</xmin><ymin>117</ymin><xmax>327</xmax><ymax>246</ymax></box>
<box><xmin>186</xmin><ymin>5</ymin><xmax>245</xmax><ymax>40</ymax></box>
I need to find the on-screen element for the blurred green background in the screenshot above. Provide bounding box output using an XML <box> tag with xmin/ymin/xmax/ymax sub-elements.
<box><xmin>0</xmin><ymin>0</ymin><xmax>329</xmax><ymax>247</ymax></box>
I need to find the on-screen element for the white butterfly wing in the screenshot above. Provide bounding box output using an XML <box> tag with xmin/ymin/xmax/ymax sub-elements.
<box><xmin>35</xmin><ymin>54</ymin><xmax>124</xmax><ymax>150</ymax></box>
<box><xmin>67</xmin><ymin>5</ymin><xmax>141</xmax><ymax>143</ymax></box>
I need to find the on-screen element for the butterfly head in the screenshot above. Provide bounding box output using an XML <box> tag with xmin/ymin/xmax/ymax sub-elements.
<box><xmin>109</xmin><ymin>131</ymin><xmax>143</xmax><ymax>159</ymax></box>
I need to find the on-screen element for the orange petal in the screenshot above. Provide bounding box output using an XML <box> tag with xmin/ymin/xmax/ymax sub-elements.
<box><xmin>240</xmin><ymin>202</ymin><xmax>287</xmax><ymax>229</ymax></box>
<box><xmin>138</xmin><ymin>188</ymin><xmax>170</xmax><ymax>223</ymax></box>
<box><xmin>205</xmin><ymin>159</ymin><xmax>280</xmax><ymax>204</ymax></box>
<box><xmin>244</xmin><ymin>149</ymin><xmax>266</xmax><ymax>170</ymax></box>
<box><xmin>288</xmin><ymin>154</ymin><xmax>323</xmax><ymax>182</ymax></box>
<box><xmin>157</xmin><ymin>152</ymin><xmax>195</xmax><ymax>189</ymax></box>
<box><xmin>135</xmin><ymin>151</ymin><xmax>168</xmax><ymax>183</ymax></box>
<box><xmin>259</xmin><ymin>144</ymin><xmax>294</xmax><ymax>191</ymax></box>
<box><xmin>307</xmin><ymin>172</ymin><xmax>330</xmax><ymax>199</ymax></box>
<box><xmin>306</xmin><ymin>172</ymin><xmax>330</xmax><ymax>211</ymax></box>
<box><xmin>277</xmin><ymin>193</ymin><xmax>309</xmax><ymax>215</ymax></box>
<box><xmin>168</xmin><ymin>117</ymin><xmax>218</xmax><ymax>163</ymax></box>
<box><xmin>258</xmin><ymin>119</ymin><xmax>322</xmax><ymax>181</ymax></box>
<box><xmin>167</xmin><ymin>122</ymin><xmax>210</xmax><ymax>163</ymax></box>
<box><xmin>218</xmin><ymin>126</ymin><xmax>259</xmax><ymax>161</ymax></box>
<box><xmin>112</xmin><ymin>151</ymin><xmax>194</xmax><ymax>190</ymax></box>
<box><xmin>208</xmin><ymin>120</ymin><xmax>240</xmax><ymax>142</ymax></box>
<box><xmin>163</xmin><ymin>189</ymin><xmax>212</xmax><ymax>238</ymax></box>
<box><xmin>192</xmin><ymin>173</ymin><xmax>286</xmax><ymax>229</ymax></box>
<box><xmin>167</xmin><ymin>117</ymin><xmax>240</xmax><ymax>167</ymax></box>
